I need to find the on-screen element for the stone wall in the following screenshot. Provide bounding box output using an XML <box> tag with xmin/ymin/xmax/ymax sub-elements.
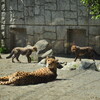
<box><xmin>0</xmin><ymin>0</ymin><xmax>1</xmax><ymax>46</ymax></box>
<box><xmin>0</xmin><ymin>0</ymin><xmax>100</xmax><ymax>54</ymax></box>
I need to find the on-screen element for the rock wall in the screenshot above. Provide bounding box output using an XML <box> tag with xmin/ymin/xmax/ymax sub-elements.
<box><xmin>0</xmin><ymin>0</ymin><xmax>100</xmax><ymax>54</ymax></box>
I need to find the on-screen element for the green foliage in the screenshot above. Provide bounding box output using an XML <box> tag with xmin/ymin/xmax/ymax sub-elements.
<box><xmin>0</xmin><ymin>47</ymin><xmax>8</xmax><ymax>53</ymax></box>
<box><xmin>81</xmin><ymin>0</ymin><xmax>100</xmax><ymax>19</ymax></box>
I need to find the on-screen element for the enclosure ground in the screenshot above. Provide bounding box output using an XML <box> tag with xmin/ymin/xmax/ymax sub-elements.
<box><xmin>0</xmin><ymin>54</ymin><xmax>100</xmax><ymax>100</ymax></box>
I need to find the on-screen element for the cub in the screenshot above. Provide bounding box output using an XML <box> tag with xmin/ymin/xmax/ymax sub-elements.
<box><xmin>6</xmin><ymin>46</ymin><xmax>37</xmax><ymax>63</ymax></box>
<box><xmin>71</xmin><ymin>44</ymin><xmax>100</xmax><ymax>61</ymax></box>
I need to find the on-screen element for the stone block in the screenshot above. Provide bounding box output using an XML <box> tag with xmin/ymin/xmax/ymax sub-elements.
<box><xmin>64</xmin><ymin>11</ymin><xmax>77</xmax><ymax>18</ymax></box>
<box><xmin>70</xmin><ymin>0</ymin><xmax>77</xmax><ymax>4</ymax></box>
<box><xmin>1</xmin><ymin>25</ymin><xmax>5</xmax><ymax>30</ymax></box>
<box><xmin>52</xmin><ymin>11</ymin><xmax>64</xmax><ymax>25</ymax></box>
<box><xmin>24</xmin><ymin>7</ymin><xmax>34</xmax><ymax>17</ymax></box>
<box><xmin>70</xmin><ymin>4</ymin><xmax>77</xmax><ymax>11</ymax></box>
<box><xmin>94</xmin><ymin>36</ymin><xmax>100</xmax><ymax>53</ymax></box>
<box><xmin>89</xmin><ymin>36</ymin><xmax>96</xmax><ymax>46</ymax></box>
<box><xmin>10</xmin><ymin>17</ymin><xmax>16</xmax><ymax>24</ymax></box>
<box><xmin>35</xmin><ymin>5</ymin><xmax>40</xmax><ymax>15</ymax></box>
<box><xmin>78</xmin><ymin>5</ymin><xmax>88</xmax><ymax>17</ymax></box>
<box><xmin>1</xmin><ymin>12</ymin><xmax>6</xmax><ymax>18</ymax></box>
<box><xmin>45</xmin><ymin>0</ymin><xmax>56</xmax><ymax>3</ymax></box>
<box><xmin>89</xmin><ymin>26</ymin><xmax>100</xmax><ymax>35</ymax></box>
<box><xmin>5</xmin><ymin>25</ymin><xmax>10</xmax><ymax>38</ymax></box>
<box><xmin>45</xmin><ymin>10</ymin><xmax>52</xmax><ymax>25</ymax></box>
<box><xmin>78</xmin><ymin>16</ymin><xmax>88</xmax><ymax>25</ymax></box>
<box><xmin>1</xmin><ymin>31</ymin><xmax>5</xmax><ymax>37</ymax></box>
<box><xmin>25</xmin><ymin>17</ymin><xmax>35</xmax><ymax>24</ymax></box>
<box><xmin>44</xmin><ymin>26</ymin><xmax>56</xmax><ymax>33</ymax></box>
<box><xmin>57</xmin><ymin>26</ymin><xmax>68</xmax><ymax>40</ymax></box>
<box><xmin>40</xmin><ymin>6</ymin><xmax>45</xmax><ymax>16</ymax></box>
<box><xmin>28</xmin><ymin>7</ymin><xmax>34</xmax><ymax>17</ymax></box>
<box><xmin>5</xmin><ymin>12</ymin><xmax>10</xmax><ymax>24</ymax></box>
<box><xmin>18</xmin><ymin>0</ymin><xmax>24</xmax><ymax>11</ymax></box>
<box><xmin>24</xmin><ymin>0</ymin><xmax>33</xmax><ymax>6</ymax></box>
<box><xmin>14</xmin><ymin>19</ymin><xmax>25</xmax><ymax>24</ymax></box>
<box><xmin>24</xmin><ymin>7</ymin><xmax>29</xmax><ymax>17</ymax></box>
<box><xmin>1</xmin><ymin>20</ymin><xmax>5</xmax><ymax>24</ymax></box>
<box><xmin>45</xmin><ymin>3</ymin><xmax>56</xmax><ymax>10</ymax></box>
<box><xmin>89</xmin><ymin>19</ymin><xmax>100</xmax><ymax>25</ymax></box>
<box><xmin>95</xmin><ymin>36</ymin><xmax>100</xmax><ymax>47</ymax></box>
<box><xmin>33</xmin><ymin>33</ymin><xmax>43</xmax><ymax>42</ymax></box>
<box><xmin>1</xmin><ymin>3</ymin><xmax>5</xmax><ymax>11</ymax></box>
<box><xmin>34</xmin><ymin>15</ymin><xmax>45</xmax><ymax>25</ymax></box>
<box><xmin>27</xmin><ymin>35</ymin><xmax>35</xmax><ymax>45</ymax></box>
<box><xmin>26</xmin><ymin>26</ymin><xmax>34</xmax><ymax>35</ymax></box>
<box><xmin>34</xmin><ymin>26</ymin><xmax>44</xmax><ymax>34</ymax></box>
<box><xmin>35</xmin><ymin>0</ymin><xmax>45</xmax><ymax>5</ymax></box>
<box><xmin>43</xmin><ymin>32</ymin><xmax>56</xmax><ymax>40</ymax></box>
<box><xmin>15</xmin><ymin>11</ymin><xmax>24</xmax><ymax>19</ymax></box>
<box><xmin>68</xmin><ymin>25</ymin><xmax>85</xmax><ymax>30</ymax></box>
<box><xmin>65</xmin><ymin>18</ymin><xmax>77</xmax><ymax>25</ymax></box>
<box><xmin>57</xmin><ymin>0</ymin><xmax>70</xmax><ymax>10</ymax></box>
<box><xmin>10</xmin><ymin>0</ymin><xmax>18</xmax><ymax>10</ymax></box>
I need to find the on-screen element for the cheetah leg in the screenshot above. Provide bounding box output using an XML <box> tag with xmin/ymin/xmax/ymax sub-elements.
<box><xmin>79</xmin><ymin>56</ymin><xmax>81</xmax><ymax>61</ymax></box>
<box><xmin>26</xmin><ymin>55</ymin><xmax>31</xmax><ymax>63</ymax></box>
<box><xmin>0</xmin><ymin>76</ymin><xmax>23</xmax><ymax>85</ymax></box>
<box><xmin>0</xmin><ymin>72</ymin><xmax>23</xmax><ymax>81</ymax></box>
<box><xmin>12</xmin><ymin>55</ymin><xmax>16</xmax><ymax>63</ymax></box>
<box><xmin>74</xmin><ymin>55</ymin><xmax>78</xmax><ymax>62</ymax></box>
<box><xmin>16</xmin><ymin>54</ymin><xmax>21</xmax><ymax>63</ymax></box>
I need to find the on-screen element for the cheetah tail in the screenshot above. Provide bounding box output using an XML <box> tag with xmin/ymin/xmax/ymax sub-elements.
<box><xmin>6</xmin><ymin>51</ymin><xmax>14</xmax><ymax>59</ymax></box>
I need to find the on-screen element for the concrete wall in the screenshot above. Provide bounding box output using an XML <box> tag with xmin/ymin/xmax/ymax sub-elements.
<box><xmin>1</xmin><ymin>0</ymin><xmax>100</xmax><ymax>54</ymax></box>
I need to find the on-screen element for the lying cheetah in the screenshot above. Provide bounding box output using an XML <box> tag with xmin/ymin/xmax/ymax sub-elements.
<box><xmin>0</xmin><ymin>58</ymin><xmax>63</xmax><ymax>85</ymax></box>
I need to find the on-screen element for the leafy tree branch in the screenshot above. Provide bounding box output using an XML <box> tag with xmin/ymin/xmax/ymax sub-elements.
<box><xmin>81</xmin><ymin>0</ymin><xmax>100</xmax><ymax>19</ymax></box>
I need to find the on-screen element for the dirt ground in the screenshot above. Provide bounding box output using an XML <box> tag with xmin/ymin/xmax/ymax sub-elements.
<box><xmin>0</xmin><ymin>54</ymin><xmax>100</xmax><ymax>100</ymax></box>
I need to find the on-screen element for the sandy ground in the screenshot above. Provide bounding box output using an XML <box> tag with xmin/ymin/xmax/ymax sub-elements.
<box><xmin>0</xmin><ymin>54</ymin><xmax>100</xmax><ymax>100</ymax></box>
